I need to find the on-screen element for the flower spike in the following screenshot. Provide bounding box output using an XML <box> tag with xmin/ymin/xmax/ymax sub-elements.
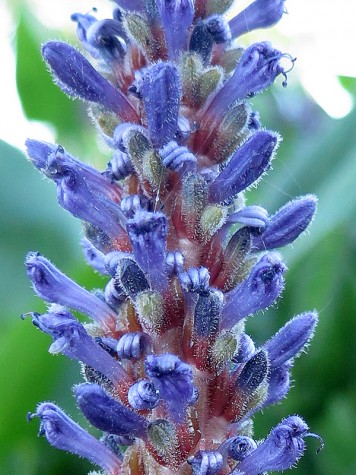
<box><xmin>25</xmin><ymin>0</ymin><xmax>321</xmax><ymax>472</ymax></box>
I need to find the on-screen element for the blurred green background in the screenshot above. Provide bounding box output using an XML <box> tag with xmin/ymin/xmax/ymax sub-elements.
<box><xmin>1</xmin><ymin>1</ymin><xmax>356</xmax><ymax>474</ymax></box>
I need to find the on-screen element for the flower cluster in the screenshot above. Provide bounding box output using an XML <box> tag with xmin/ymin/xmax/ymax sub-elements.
<box><xmin>25</xmin><ymin>0</ymin><xmax>323</xmax><ymax>474</ymax></box>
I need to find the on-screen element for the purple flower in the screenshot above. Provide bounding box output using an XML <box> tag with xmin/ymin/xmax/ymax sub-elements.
<box><xmin>116</xmin><ymin>331</ymin><xmax>151</xmax><ymax>359</ymax></box>
<box><xmin>233</xmin><ymin>333</ymin><xmax>256</xmax><ymax>364</ymax></box>
<box><xmin>223</xmin><ymin>435</ymin><xmax>257</xmax><ymax>461</ymax></box>
<box><xmin>263</xmin><ymin>362</ymin><xmax>291</xmax><ymax>406</ymax></box>
<box><xmin>140</xmin><ymin>62</ymin><xmax>181</xmax><ymax>149</ymax></box>
<box><xmin>226</xmin><ymin>205</ymin><xmax>269</xmax><ymax>229</ymax></box>
<box><xmin>71</xmin><ymin>15</ymin><xmax>126</xmax><ymax>62</ymax></box>
<box><xmin>26</xmin><ymin>140</ymin><xmax>126</xmax><ymax>238</ymax></box>
<box><xmin>42</xmin><ymin>41</ymin><xmax>138</xmax><ymax>122</ymax></box>
<box><xmin>263</xmin><ymin>311</ymin><xmax>318</xmax><ymax>368</ymax></box>
<box><xmin>252</xmin><ymin>195</ymin><xmax>318</xmax><ymax>250</ymax></box>
<box><xmin>221</xmin><ymin>253</ymin><xmax>286</xmax><ymax>329</ymax></box>
<box><xmin>113</xmin><ymin>0</ymin><xmax>144</xmax><ymax>12</ymax></box>
<box><xmin>80</xmin><ymin>237</ymin><xmax>108</xmax><ymax>274</ymax></box>
<box><xmin>160</xmin><ymin>141</ymin><xmax>197</xmax><ymax>173</ymax></box>
<box><xmin>229</xmin><ymin>0</ymin><xmax>286</xmax><ymax>39</ymax></box>
<box><xmin>235</xmin><ymin>416</ymin><xmax>323</xmax><ymax>474</ymax></box>
<box><xmin>75</xmin><ymin>383</ymin><xmax>149</xmax><ymax>438</ymax></box>
<box><xmin>29</xmin><ymin>305</ymin><xmax>129</xmax><ymax>384</ymax></box>
<box><xmin>105</xmin><ymin>149</ymin><xmax>134</xmax><ymax>181</ymax></box>
<box><xmin>126</xmin><ymin>211</ymin><xmax>168</xmax><ymax>291</ymax></box>
<box><xmin>25</xmin><ymin>252</ymin><xmax>116</xmax><ymax>328</ymax></box>
<box><xmin>209</xmin><ymin>131</ymin><xmax>279</xmax><ymax>203</ymax></box>
<box><xmin>28</xmin><ymin>403</ymin><xmax>121</xmax><ymax>472</ymax></box>
<box><xmin>25</xmin><ymin>140</ymin><xmax>122</xmax><ymax>202</ymax></box>
<box><xmin>25</xmin><ymin>0</ymin><xmax>322</xmax><ymax>472</ymax></box>
<box><xmin>145</xmin><ymin>354</ymin><xmax>194</xmax><ymax>421</ymax></box>
<box><xmin>204</xmin><ymin>42</ymin><xmax>292</xmax><ymax>123</ymax></box>
<box><xmin>156</xmin><ymin>0</ymin><xmax>195</xmax><ymax>59</ymax></box>
<box><xmin>165</xmin><ymin>250</ymin><xmax>185</xmax><ymax>275</ymax></box>
<box><xmin>128</xmin><ymin>379</ymin><xmax>160</xmax><ymax>410</ymax></box>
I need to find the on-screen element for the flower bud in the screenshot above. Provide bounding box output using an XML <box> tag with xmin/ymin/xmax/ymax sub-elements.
<box><xmin>42</xmin><ymin>41</ymin><xmax>137</xmax><ymax>122</ymax></box>
<box><xmin>165</xmin><ymin>250</ymin><xmax>185</xmax><ymax>276</ymax></box>
<box><xmin>221</xmin><ymin>253</ymin><xmax>286</xmax><ymax>329</ymax></box>
<box><xmin>209</xmin><ymin>131</ymin><xmax>279</xmax><ymax>203</ymax></box>
<box><xmin>128</xmin><ymin>379</ymin><xmax>160</xmax><ymax>410</ymax></box>
<box><xmin>181</xmin><ymin>173</ymin><xmax>209</xmax><ymax>238</ymax></box>
<box><xmin>194</xmin><ymin>289</ymin><xmax>223</xmax><ymax>337</ymax></box>
<box><xmin>252</xmin><ymin>195</ymin><xmax>318</xmax><ymax>250</ymax></box>
<box><xmin>160</xmin><ymin>141</ymin><xmax>197</xmax><ymax>173</ymax></box>
<box><xmin>229</xmin><ymin>0</ymin><xmax>286</xmax><ymax>39</ymax></box>
<box><xmin>104</xmin><ymin>150</ymin><xmax>134</xmax><ymax>182</ymax></box>
<box><xmin>140</xmin><ymin>62</ymin><xmax>181</xmax><ymax>148</ymax></box>
<box><xmin>134</xmin><ymin>290</ymin><xmax>164</xmax><ymax>333</ymax></box>
<box><xmin>156</xmin><ymin>0</ymin><xmax>194</xmax><ymax>58</ymax></box>
<box><xmin>179</xmin><ymin>266</ymin><xmax>210</xmax><ymax>294</ymax></box>
<box><xmin>263</xmin><ymin>311</ymin><xmax>318</xmax><ymax>368</ymax></box>
<box><xmin>117</xmin><ymin>332</ymin><xmax>151</xmax><ymax>359</ymax></box>
<box><xmin>75</xmin><ymin>383</ymin><xmax>149</xmax><ymax>438</ymax></box>
<box><xmin>115</xmin><ymin>257</ymin><xmax>150</xmax><ymax>298</ymax></box>
<box><xmin>187</xmin><ymin>450</ymin><xmax>223</xmax><ymax>475</ymax></box>
<box><xmin>126</xmin><ymin>211</ymin><xmax>168</xmax><ymax>291</ymax></box>
<box><xmin>235</xmin><ymin>350</ymin><xmax>269</xmax><ymax>394</ymax></box>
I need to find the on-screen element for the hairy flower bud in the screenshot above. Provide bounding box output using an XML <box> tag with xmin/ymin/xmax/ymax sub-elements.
<box><xmin>221</xmin><ymin>253</ymin><xmax>286</xmax><ymax>329</ymax></box>
<box><xmin>229</xmin><ymin>0</ymin><xmax>286</xmax><ymax>39</ymax></box>
<box><xmin>75</xmin><ymin>383</ymin><xmax>149</xmax><ymax>438</ymax></box>
<box><xmin>156</xmin><ymin>0</ymin><xmax>195</xmax><ymax>58</ymax></box>
<box><xmin>252</xmin><ymin>195</ymin><xmax>318</xmax><ymax>250</ymax></box>
<box><xmin>42</xmin><ymin>41</ymin><xmax>138</xmax><ymax>122</ymax></box>
<box><xmin>209</xmin><ymin>131</ymin><xmax>279</xmax><ymax>203</ymax></box>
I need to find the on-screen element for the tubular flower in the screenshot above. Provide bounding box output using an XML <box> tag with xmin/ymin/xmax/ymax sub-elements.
<box><xmin>25</xmin><ymin>0</ymin><xmax>322</xmax><ymax>474</ymax></box>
